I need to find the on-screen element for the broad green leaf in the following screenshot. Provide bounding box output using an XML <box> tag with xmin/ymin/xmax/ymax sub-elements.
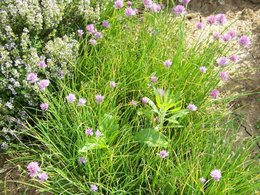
<box><xmin>168</xmin><ymin>109</ymin><xmax>188</xmax><ymax>121</ymax></box>
<box><xmin>79</xmin><ymin>138</ymin><xmax>107</xmax><ymax>152</ymax></box>
<box><xmin>99</xmin><ymin>114</ymin><xmax>119</xmax><ymax>143</ymax></box>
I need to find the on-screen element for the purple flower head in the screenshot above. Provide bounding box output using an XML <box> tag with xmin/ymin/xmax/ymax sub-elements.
<box><xmin>95</xmin><ymin>32</ymin><xmax>103</xmax><ymax>39</ymax></box>
<box><xmin>38</xmin><ymin>172</ymin><xmax>48</xmax><ymax>182</ymax></box>
<box><xmin>217</xmin><ymin>56</ymin><xmax>228</xmax><ymax>66</ymax></box>
<box><xmin>150</xmin><ymin>3</ymin><xmax>162</xmax><ymax>13</ymax></box>
<box><xmin>38</xmin><ymin>60</ymin><xmax>47</xmax><ymax>68</ymax></box>
<box><xmin>199</xmin><ymin>177</ymin><xmax>206</xmax><ymax>183</ymax></box>
<box><xmin>206</xmin><ymin>15</ymin><xmax>216</xmax><ymax>25</ymax></box>
<box><xmin>26</xmin><ymin>72</ymin><xmax>38</xmax><ymax>83</ymax></box>
<box><xmin>102</xmin><ymin>20</ymin><xmax>110</xmax><ymax>28</ymax></box>
<box><xmin>230</xmin><ymin>55</ymin><xmax>238</xmax><ymax>62</ymax></box>
<box><xmin>199</xmin><ymin>66</ymin><xmax>207</xmax><ymax>73</ymax></box>
<box><xmin>95</xmin><ymin>130</ymin><xmax>103</xmax><ymax>138</ymax></box>
<box><xmin>85</xmin><ymin>128</ymin><xmax>93</xmax><ymax>136</ymax></box>
<box><xmin>210</xmin><ymin>169</ymin><xmax>222</xmax><ymax>181</ymax></box>
<box><xmin>78</xmin><ymin>157</ymin><xmax>87</xmax><ymax>164</ymax></box>
<box><xmin>110</xmin><ymin>81</ymin><xmax>117</xmax><ymax>88</ymax></box>
<box><xmin>228</xmin><ymin>30</ymin><xmax>237</xmax><ymax>39</ymax></box>
<box><xmin>164</xmin><ymin>59</ymin><xmax>172</xmax><ymax>68</ymax></box>
<box><xmin>129</xmin><ymin>100</ymin><xmax>138</xmax><ymax>106</ymax></box>
<box><xmin>158</xmin><ymin>88</ymin><xmax>165</xmax><ymax>96</ymax></box>
<box><xmin>114</xmin><ymin>0</ymin><xmax>123</xmax><ymax>9</ymax></box>
<box><xmin>216</xmin><ymin>14</ymin><xmax>227</xmax><ymax>25</ymax></box>
<box><xmin>187</xmin><ymin>103</ymin><xmax>197</xmax><ymax>111</ymax></box>
<box><xmin>141</xmin><ymin>97</ymin><xmax>148</xmax><ymax>104</ymax></box>
<box><xmin>27</xmin><ymin>162</ymin><xmax>41</xmax><ymax>178</ymax></box>
<box><xmin>173</xmin><ymin>5</ymin><xmax>186</xmax><ymax>15</ymax></box>
<box><xmin>179</xmin><ymin>0</ymin><xmax>191</xmax><ymax>5</ymax></box>
<box><xmin>125</xmin><ymin>7</ymin><xmax>137</xmax><ymax>17</ymax></box>
<box><xmin>196</xmin><ymin>22</ymin><xmax>203</xmax><ymax>30</ymax></box>
<box><xmin>238</xmin><ymin>35</ymin><xmax>251</xmax><ymax>48</ymax></box>
<box><xmin>150</xmin><ymin>75</ymin><xmax>158</xmax><ymax>83</ymax></box>
<box><xmin>66</xmin><ymin>93</ymin><xmax>76</xmax><ymax>103</ymax></box>
<box><xmin>38</xmin><ymin>79</ymin><xmax>50</xmax><ymax>91</ymax></box>
<box><xmin>213</xmin><ymin>32</ymin><xmax>221</xmax><ymax>40</ymax></box>
<box><xmin>40</xmin><ymin>103</ymin><xmax>49</xmax><ymax>111</ymax></box>
<box><xmin>89</xmin><ymin>39</ymin><xmax>97</xmax><ymax>45</ymax></box>
<box><xmin>159</xmin><ymin>150</ymin><xmax>169</xmax><ymax>158</ymax></box>
<box><xmin>210</xmin><ymin>89</ymin><xmax>220</xmax><ymax>99</ymax></box>
<box><xmin>223</xmin><ymin>33</ymin><xmax>231</xmax><ymax>42</ymax></box>
<box><xmin>96</xmin><ymin>94</ymin><xmax>104</xmax><ymax>104</ymax></box>
<box><xmin>219</xmin><ymin>71</ymin><xmax>229</xmax><ymax>81</ymax></box>
<box><xmin>90</xmin><ymin>184</ymin><xmax>98</xmax><ymax>192</ymax></box>
<box><xmin>86</xmin><ymin>24</ymin><xmax>96</xmax><ymax>34</ymax></box>
<box><xmin>127</xmin><ymin>1</ymin><xmax>132</xmax><ymax>6</ymax></box>
<box><xmin>77</xmin><ymin>29</ymin><xmax>84</xmax><ymax>36</ymax></box>
<box><xmin>78</xmin><ymin>98</ymin><xmax>86</xmax><ymax>106</ymax></box>
<box><xmin>143</xmin><ymin>0</ymin><xmax>152</xmax><ymax>7</ymax></box>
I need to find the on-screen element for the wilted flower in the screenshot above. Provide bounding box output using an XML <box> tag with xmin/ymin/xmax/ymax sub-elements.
<box><xmin>230</xmin><ymin>55</ymin><xmax>238</xmax><ymax>62</ymax></box>
<box><xmin>85</xmin><ymin>128</ymin><xmax>93</xmax><ymax>136</ymax></box>
<box><xmin>141</xmin><ymin>97</ymin><xmax>148</xmax><ymax>104</ymax></box>
<box><xmin>210</xmin><ymin>169</ymin><xmax>222</xmax><ymax>181</ymax></box>
<box><xmin>27</xmin><ymin>162</ymin><xmax>41</xmax><ymax>178</ymax></box>
<box><xmin>238</xmin><ymin>35</ymin><xmax>251</xmax><ymax>48</ymax></box>
<box><xmin>129</xmin><ymin>100</ymin><xmax>138</xmax><ymax>106</ymax></box>
<box><xmin>78</xmin><ymin>98</ymin><xmax>86</xmax><ymax>106</ymax></box>
<box><xmin>159</xmin><ymin>150</ymin><xmax>169</xmax><ymax>158</ymax></box>
<box><xmin>110</xmin><ymin>81</ymin><xmax>117</xmax><ymax>88</ymax></box>
<box><xmin>150</xmin><ymin>75</ymin><xmax>158</xmax><ymax>83</ymax></box>
<box><xmin>95</xmin><ymin>130</ymin><xmax>103</xmax><ymax>138</ymax></box>
<box><xmin>173</xmin><ymin>5</ymin><xmax>186</xmax><ymax>15</ymax></box>
<box><xmin>38</xmin><ymin>60</ymin><xmax>47</xmax><ymax>68</ymax></box>
<box><xmin>216</xmin><ymin>14</ymin><xmax>227</xmax><ymax>25</ymax></box>
<box><xmin>102</xmin><ymin>20</ymin><xmax>110</xmax><ymax>28</ymax></box>
<box><xmin>89</xmin><ymin>39</ymin><xmax>97</xmax><ymax>45</ymax></box>
<box><xmin>115</xmin><ymin>0</ymin><xmax>124</xmax><ymax>9</ymax></box>
<box><xmin>199</xmin><ymin>66</ymin><xmax>207</xmax><ymax>73</ymax></box>
<box><xmin>77</xmin><ymin>29</ymin><xmax>84</xmax><ymax>36</ymax></box>
<box><xmin>199</xmin><ymin>177</ymin><xmax>206</xmax><ymax>183</ymax></box>
<box><xmin>125</xmin><ymin>7</ymin><xmax>137</xmax><ymax>17</ymax></box>
<box><xmin>210</xmin><ymin>89</ymin><xmax>220</xmax><ymax>99</ymax></box>
<box><xmin>207</xmin><ymin>15</ymin><xmax>216</xmax><ymax>25</ymax></box>
<box><xmin>196</xmin><ymin>22</ymin><xmax>203</xmax><ymax>30</ymax></box>
<box><xmin>78</xmin><ymin>157</ymin><xmax>87</xmax><ymax>164</ymax></box>
<box><xmin>38</xmin><ymin>172</ymin><xmax>48</xmax><ymax>182</ymax></box>
<box><xmin>26</xmin><ymin>73</ymin><xmax>38</xmax><ymax>83</ymax></box>
<box><xmin>219</xmin><ymin>71</ymin><xmax>229</xmax><ymax>81</ymax></box>
<box><xmin>95</xmin><ymin>94</ymin><xmax>104</xmax><ymax>104</ymax></box>
<box><xmin>38</xmin><ymin>79</ymin><xmax>50</xmax><ymax>91</ymax></box>
<box><xmin>90</xmin><ymin>184</ymin><xmax>98</xmax><ymax>192</ymax></box>
<box><xmin>187</xmin><ymin>103</ymin><xmax>197</xmax><ymax>111</ymax></box>
<box><xmin>40</xmin><ymin>103</ymin><xmax>49</xmax><ymax>111</ymax></box>
<box><xmin>66</xmin><ymin>93</ymin><xmax>76</xmax><ymax>103</ymax></box>
<box><xmin>217</xmin><ymin>56</ymin><xmax>228</xmax><ymax>66</ymax></box>
<box><xmin>164</xmin><ymin>60</ymin><xmax>172</xmax><ymax>68</ymax></box>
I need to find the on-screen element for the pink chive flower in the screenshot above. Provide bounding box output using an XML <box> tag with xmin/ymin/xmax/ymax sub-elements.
<box><xmin>95</xmin><ymin>130</ymin><xmax>103</xmax><ymax>138</ymax></box>
<box><xmin>207</xmin><ymin>15</ymin><xmax>216</xmax><ymax>25</ymax></box>
<box><xmin>196</xmin><ymin>22</ymin><xmax>203</xmax><ymax>30</ymax></box>
<box><xmin>164</xmin><ymin>60</ymin><xmax>172</xmax><ymax>68</ymax></box>
<box><xmin>95</xmin><ymin>32</ymin><xmax>103</xmax><ymax>39</ymax></box>
<box><xmin>187</xmin><ymin>103</ymin><xmax>197</xmax><ymax>111</ymax></box>
<box><xmin>85</xmin><ymin>128</ymin><xmax>93</xmax><ymax>136</ymax></box>
<box><xmin>77</xmin><ymin>29</ymin><xmax>84</xmax><ymax>36</ymax></box>
<box><xmin>199</xmin><ymin>177</ymin><xmax>206</xmax><ymax>183</ymax></box>
<box><xmin>78</xmin><ymin>98</ymin><xmax>86</xmax><ymax>106</ymax></box>
<box><xmin>86</xmin><ymin>24</ymin><xmax>96</xmax><ymax>34</ymax></box>
<box><xmin>210</xmin><ymin>169</ymin><xmax>222</xmax><ymax>181</ymax></box>
<box><xmin>110</xmin><ymin>81</ymin><xmax>117</xmax><ymax>88</ymax></box>
<box><xmin>26</xmin><ymin>72</ymin><xmax>38</xmax><ymax>83</ymax></box>
<box><xmin>66</xmin><ymin>93</ymin><xmax>76</xmax><ymax>103</ymax></box>
<box><xmin>129</xmin><ymin>100</ymin><xmax>138</xmax><ymax>106</ymax></box>
<box><xmin>150</xmin><ymin>3</ymin><xmax>162</xmax><ymax>13</ymax></box>
<box><xmin>199</xmin><ymin>66</ymin><xmax>207</xmax><ymax>73</ymax></box>
<box><xmin>143</xmin><ymin>0</ymin><xmax>152</xmax><ymax>7</ymax></box>
<box><xmin>114</xmin><ymin>0</ymin><xmax>123</xmax><ymax>9</ymax></box>
<box><xmin>238</xmin><ymin>35</ymin><xmax>251</xmax><ymax>48</ymax></box>
<box><xmin>217</xmin><ymin>56</ymin><xmax>228</xmax><ymax>66</ymax></box>
<box><xmin>159</xmin><ymin>150</ymin><xmax>169</xmax><ymax>158</ymax></box>
<box><xmin>213</xmin><ymin>32</ymin><xmax>221</xmax><ymax>40</ymax></box>
<box><xmin>38</xmin><ymin>60</ymin><xmax>47</xmax><ymax>68</ymax></box>
<box><xmin>173</xmin><ymin>5</ymin><xmax>186</xmax><ymax>15</ymax></box>
<box><xmin>141</xmin><ymin>97</ymin><xmax>148</xmax><ymax>104</ymax></box>
<box><xmin>127</xmin><ymin>1</ymin><xmax>132</xmax><ymax>6</ymax></box>
<box><xmin>228</xmin><ymin>30</ymin><xmax>237</xmax><ymax>39</ymax></box>
<box><xmin>40</xmin><ymin>103</ymin><xmax>49</xmax><ymax>111</ymax></box>
<box><xmin>102</xmin><ymin>20</ymin><xmax>110</xmax><ymax>28</ymax></box>
<box><xmin>38</xmin><ymin>172</ymin><xmax>48</xmax><ymax>182</ymax></box>
<box><xmin>95</xmin><ymin>94</ymin><xmax>104</xmax><ymax>104</ymax></box>
<box><xmin>78</xmin><ymin>157</ymin><xmax>86</xmax><ymax>164</ymax></box>
<box><xmin>38</xmin><ymin>79</ymin><xmax>50</xmax><ymax>91</ymax></box>
<box><xmin>223</xmin><ymin>33</ymin><xmax>231</xmax><ymax>42</ymax></box>
<box><xmin>210</xmin><ymin>89</ymin><xmax>220</xmax><ymax>99</ymax></box>
<box><xmin>179</xmin><ymin>0</ymin><xmax>191</xmax><ymax>5</ymax></box>
<box><xmin>158</xmin><ymin>88</ymin><xmax>165</xmax><ymax>96</ymax></box>
<box><xmin>27</xmin><ymin>162</ymin><xmax>41</xmax><ymax>178</ymax></box>
<box><xmin>150</xmin><ymin>75</ymin><xmax>158</xmax><ymax>83</ymax></box>
<box><xmin>219</xmin><ymin>71</ymin><xmax>229</xmax><ymax>81</ymax></box>
<box><xmin>89</xmin><ymin>39</ymin><xmax>97</xmax><ymax>45</ymax></box>
<box><xmin>216</xmin><ymin>14</ymin><xmax>227</xmax><ymax>25</ymax></box>
<box><xmin>125</xmin><ymin>7</ymin><xmax>137</xmax><ymax>17</ymax></box>
<box><xmin>230</xmin><ymin>55</ymin><xmax>238</xmax><ymax>62</ymax></box>
<box><xmin>90</xmin><ymin>184</ymin><xmax>98</xmax><ymax>192</ymax></box>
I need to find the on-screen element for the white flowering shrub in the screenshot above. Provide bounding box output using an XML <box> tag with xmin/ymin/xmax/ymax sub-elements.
<box><xmin>0</xmin><ymin>0</ymin><xmax>99</xmax><ymax>150</ymax></box>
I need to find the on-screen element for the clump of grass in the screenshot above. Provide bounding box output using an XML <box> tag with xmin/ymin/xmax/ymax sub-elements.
<box><xmin>9</xmin><ymin>1</ymin><xmax>258</xmax><ymax>194</ymax></box>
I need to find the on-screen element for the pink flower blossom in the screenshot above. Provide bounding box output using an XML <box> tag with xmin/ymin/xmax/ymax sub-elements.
<box><xmin>187</xmin><ymin>103</ymin><xmax>197</xmax><ymax>111</ymax></box>
<box><xmin>85</xmin><ymin>128</ymin><xmax>93</xmax><ymax>136</ymax></box>
<box><xmin>38</xmin><ymin>79</ymin><xmax>50</xmax><ymax>91</ymax></box>
<box><xmin>110</xmin><ymin>81</ymin><xmax>117</xmax><ymax>88</ymax></box>
<box><xmin>219</xmin><ymin>71</ymin><xmax>229</xmax><ymax>81</ymax></box>
<box><xmin>95</xmin><ymin>130</ymin><xmax>103</xmax><ymax>138</ymax></box>
<box><xmin>26</xmin><ymin>73</ymin><xmax>38</xmax><ymax>83</ymax></box>
<box><xmin>78</xmin><ymin>157</ymin><xmax>86</xmax><ymax>164</ymax></box>
<box><xmin>95</xmin><ymin>94</ymin><xmax>104</xmax><ymax>104</ymax></box>
<box><xmin>238</xmin><ymin>35</ymin><xmax>251</xmax><ymax>48</ymax></box>
<box><xmin>179</xmin><ymin>0</ymin><xmax>191</xmax><ymax>5</ymax></box>
<box><xmin>149</xmin><ymin>3</ymin><xmax>162</xmax><ymax>12</ymax></box>
<box><xmin>216</xmin><ymin>14</ymin><xmax>227</xmax><ymax>25</ymax></box>
<box><xmin>77</xmin><ymin>29</ymin><xmax>84</xmax><ymax>36</ymax></box>
<box><xmin>141</xmin><ymin>97</ymin><xmax>148</xmax><ymax>104</ymax></box>
<box><xmin>127</xmin><ymin>1</ymin><xmax>132</xmax><ymax>7</ymax></box>
<box><xmin>125</xmin><ymin>7</ymin><xmax>137</xmax><ymax>17</ymax></box>
<box><xmin>223</xmin><ymin>33</ymin><xmax>231</xmax><ymax>42</ymax></box>
<box><xmin>159</xmin><ymin>150</ymin><xmax>169</xmax><ymax>158</ymax></box>
<box><xmin>143</xmin><ymin>0</ymin><xmax>152</xmax><ymax>7</ymax></box>
<box><xmin>78</xmin><ymin>98</ymin><xmax>86</xmax><ymax>106</ymax></box>
<box><xmin>199</xmin><ymin>177</ymin><xmax>206</xmax><ymax>183</ymax></box>
<box><xmin>196</xmin><ymin>22</ymin><xmax>203</xmax><ymax>30</ymax></box>
<box><xmin>90</xmin><ymin>184</ymin><xmax>98</xmax><ymax>192</ymax></box>
<box><xmin>102</xmin><ymin>20</ymin><xmax>110</xmax><ymax>28</ymax></box>
<box><xmin>38</xmin><ymin>60</ymin><xmax>47</xmax><ymax>68</ymax></box>
<box><xmin>95</xmin><ymin>32</ymin><xmax>103</xmax><ymax>39</ymax></box>
<box><xmin>38</xmin><ymin>172</ymin><xmax>48</xmax><ymax>182</ymax></box>
<box><xmin>227</xmin><ymin>30</ymin><xmax>237</xmax><ymax>39</ymax></box>
<box><xmin>210</xmin><ymin>169</ymin><xmax>222</xmax><ymax>181</ymax></box>
<box><xmin>114</xmin><ymin>0</ymin><xmax>123</xmax><ymax>9</ymax></box>
<box><xmin>230</xmin><ymin>55</ymin><xmax>238</xmax><ymax>62</ymax></box>
<box><xmin>66</xmin><ymin>93</ymin><xmax>76</xmax><ymax>103</ymax></box>
<box><xmin>27</xmin><ymin>162</ymin><xmax>41</xmax><ymax>178</ymax></box>
<box><xmin>173</xmin><ymin>5</ymin><xmax>186</xmax><ymax>15</ymax></box>
<box><xmin>210</xmin><ymin>89</ymin><xmax>220</xmax><ymax>99</ymax></box>
<box><xmin>158</xmin><ymin>88</ymin><xmax>165</xmax><ymax>96</ymax></box>
<box><xmin>150</xmin><ymin>75</ymin><xmax>158</xmax><ymax>83</ymax></box>
<box><xmin>199</xmin><ymin>66</ymin><xmax>207</xmax><ymax>73</ymax></box>
<box><xmin>40</xmin><ymin>103</ymin><xmax>49</xmax><ymax>111</ymax></box>
<box><xmin>213</xmin><ymin>32</ymin><xmax>221</xmax><ymax>40</ymax></box>
<box><xmin>89</xmin><ymin>39</ymin><xmax>97</xmax><ymax>45</ymax></box>
<box><xmin>207</xmin><ymin>15</ymin><xmax>216</xmax><ymax>25</ymax></box>
<box><xmin>164</xmin><ymin>59</ymin><xmax>172</xmax><ymax>68</ymax></box>
<box><xmin>86</xmin><ymin>24</ymin><xmax>96</xmax><ymax>34</ymax></box>
<box><xmin>217</xmin><ymin>56</ymin><xmax>228</xmax><ymax>66</ymax></box>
